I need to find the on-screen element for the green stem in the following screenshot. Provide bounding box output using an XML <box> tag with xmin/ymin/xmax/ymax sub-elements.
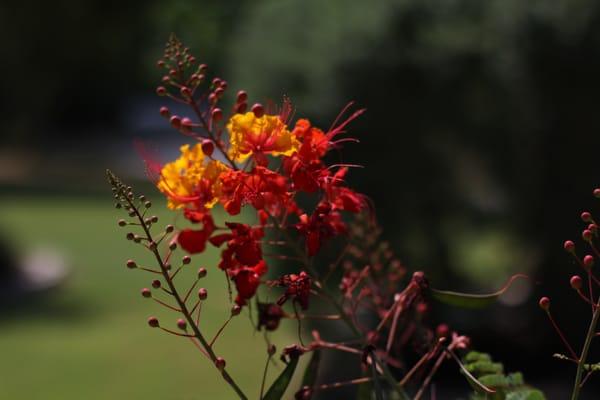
<box><xmin>571</xmin><ymin>301</ymin><xmax>600</xmax><ymax>400</ymax></box>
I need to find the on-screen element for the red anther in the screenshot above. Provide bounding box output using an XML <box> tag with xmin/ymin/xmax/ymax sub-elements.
<box><xmin>215</xmin><ymin>357</ymin><xmax>226</xmax><ymax>371</ymax></box>
<box><xmin>198</xmin><ymin>288</ymin><xmax>208</xmax><ymax>300</ymax></box>
<box><xmin>570</xmin><ymin>275</ymin><xmax>583</xmax><ymax>290</ymax></box>
<box><xmin>582</xmin><ymin>212</ymin><xmax>592</xmax><ymax>222</ymax></box>
<box><xmin>251</xmin><ymin>103</ymin><xmax>264</xmax><ymax>118</ymax></box>
<box><xmin>180</xmin><ymin>86</ymin><xmax>192</xmax><ymax>98</ymax></box>
<box><xmin>211</xmin><ymin>108</ymin><xmax>223</xmax><ymax>122</ymax></box>
<box><xmin>148</xmin><ymin>316</ymin><xmax>159</xmax><ymax>328</ymax></box>
<box><xmin>564</xmin><ymin>240</ymin><xmax>576</xmax><ymax>252</ymax></box>
<box><xmin>583</xmin><ymin>229</ymin><xmax>593</xmax><ymax>242</ymax></box>
<box><xmin>214</xmin><ymin>87</ymin><xmax>225</xmax><ymax>98</ymax></box>
<box><xmin>539</xmin><ymin>296</ymin><xmax>550</xmax><ymax>311</ymax></box>
<box><xmin>159</xmin><ymin>106</ymin><xmax>170</xmax><ymax>117</ymax></box>
<box><xmin>151</xmin><ymin>279</ymin><xmax>161</xmax><ymax>289</ymax></box>
<box><xmin>170</xmin><ymin>116</ymin><xmax>182</xmax><ymax>129</ymax></box>
<box><xmin>235</xmin><ymin>102</ymin><xmax>247</xmax><ymax>114</ymax></box>
<box><xmin>126</xmin><ymin>260</ymin><xmax>137</xmax><ymax>269</ymax></box>
<box><xmin>141</xmin><ymin>288</ymin><xmax>152</xmax><ymax>298</ymax></box>
<box><xmin>201</xmin><ymin>140</ymin><xmax>214</xmax><ymax>156</ymax></box>
<box><xmin>199</xmin><ymin>64</ymin><xmax>208</xmax><ymax>72</ymax></box>
<box><xmin>208</xmin><ymin>93</ymin><xmax>217</xmax><ymax>104</ymax></box>
<box><xmin>236</xmin><ymin>90</ymin><xmax>247</xmax><ymax>103</ymax></box>
<box><xmin>177</xmin><ymin>318</ymin><xmax>187</xmax><ymax>330</ymax></box>
<box><xmin>197</xmin><ymin>267</ymin><xmax>207</xmax><ymax>278</ymax></box>
<box><xmin>156</xmin><ymin>86</ymin><xmax>167</xmax><ymax>96</ymax></box>
<box><xmin>584</xmin><ymin>255</ymin><xmax>594</xmax><ymax>269</ymax></box>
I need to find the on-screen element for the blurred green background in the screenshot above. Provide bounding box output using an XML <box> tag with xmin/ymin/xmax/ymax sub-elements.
<box><xmin>3</xmin><ymin>0</ymin><xmax>600</xmax><ymax>398</ymax></box>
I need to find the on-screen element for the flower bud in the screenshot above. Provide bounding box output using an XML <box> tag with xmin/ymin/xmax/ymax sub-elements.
<box><xmin>211</xmin><ymin>108</ymin><xmax>223</xmax><ymax>122</ymax></box>
<box><xmin>214</xmin><ymin>88</ymin><xmax>225</xmax><ymax>98</ymax></box>
<box><xmin>235</xmin><ymin>102</ymin><xmax>247</xmax><ymax>114</ymax></box>
<box><xmin>166</xmin><ymin>224</ymin><xmax>174</xmax><ymax>233</ymax></box>
<box><xmin>182</xmin><ymin>255</ymin><xmax>191</xmax><ymax>265</ymax></box>
<box><xmin>435</xmin><ymin>323</ymin><xmax>450</xmax><ymax>338</ymax></box>
<box><xmin>268</xmin><ymin>344</ymin><xmax>276</xmax><ymax>356</ymax></box>
<box><xmin>582</xmin><ymin>229</ymin><xmax>593</xmax><ymax>242</ymax></box>
<box><xmin>589</xmin><ymin>224</ymin><xmax>598</xmax><ymax>234</ymax></box>
<box><xmin>159</xmin><ymin>106</ymin><xmax>170</xmax><ymax>117</ymax></box>
<box><xmin>170</xmin><ymin>116</ymin><xmax>181</xmax><ymax>129</ymax></box>
<box><xmin>169</xmin><ymin>242</ymin><xmax>177</xmax><ymax>251</ymax></box>
<box><xmin>564</xmin><ymin>240</ymin><xmax>575</xmax><ymax>252</ymax></box>
<box><xmin>584</xmin><ymin>255</ymin><xmax>594</xmax><ymax>269</ymax></box>
<box><xmin>212</xmin><ymin>77</ymin><xmax>221</xmax><ymax>87</ymax></box>
<box><xmin>251</xmin><ymin>103</ymin><xmax>265</xmax><ymax>118</ymax></box>
<box><xmin>198</xmin><ymin>288</ymin><xmax>208</xmax><ymax>300</ymax></box>
<box><xmin>126</xmin><ymin>232</ymin><xmax>135</xmax><ymax>241</ymax></box>
<box><xmin>180</xmin><ymin>86</ymin><xmax>192</xmax><ymax>98</ymax></box>
<box><xmin>152</xmin><ymin>279</ymin><xmax>161</xmax><ymax>289</ymax></box>
<box><xmin>199</xmin><ymin>64</ymin><xmax>208</xmax><ymax>72</ymax></box>
<box><xmin>157</xmin><ymin>60</ymin><xmax>165</xmax><ymax>68</ymax></box>
<box><xmin>208</xmin><ymin>93</ymin><xmax>217</xmax><ymax>104</ymax></box>
<box><xmin>151</xmin><ymin>215</ymin><xmax>159</xmax><ymax>223</ymax></box>
<box><xmin>219</xmin><ymin>80</ymin><xmax>228</xmax><ymax>89</ymax></box>
<box><xmin>156</xmin><ymin>86</ymin><xmax>167</xmax><ymax>96</ymax></box>
<box><xmin>148</xmin><ymin>316</ymin><xmax>159</xmax><ymax>328</ymax></box>
<box><xmin>197</xmin><ymin>267</ymin><xmax>207</xmax><ymax>278</ymax></box>
<box><xmin>215</xmin><ymin>357</ymin><xmax>226</xmax><ymax>371</ymax></box>
<box><xmin>201</xmin><ymin>140</ymin><xmax>214</xmax><ymax>156</ymax></box>
<box><xmin>144</xmin><ymin>201</ymin><xmax>152</xmax><ymax>208</ymax></box>
<box><xmin>570</xmin><ymin>275</ymin><xmax>583</xmax><ymax>290</ymax></box>
<box><xmin>126</xmin><ymin>259</ymin><xmax>137</xmax><ymax>269</ymax></box>
<box><xmin>231</xmin><ymin>305</ymin><xmax>241</xmax><ymax>316</ymax></box>
<box><xmin>581</xmin><ymin>211</ymin><xmax>592</xmax><ymax>222</ymax></box>
<box><xmin>594</xmin><ymin>188</ymin><xmax>600</xmax><ymax>198</ymax></box>
<box><xmin>181</xmin><ymin>117</ymin><xmax>193</xmax><ymax>131</ymax></box>
<box><xmin>539</xmin><ymin>296</ymin><xmax>550</xmax><ymax>311</ymax></box>
<box><xmin>118</xmin><ymin>219</ymin><xmax>127</xmax><ymax>227</ymax></box>
<box><xmin>236</xmin><ymin>90</ymin><xmax>247</xmax><ymax>103</ymax></box>
<box><xmin>177</xmin><ymin>318</ymin><xmax>187</xmax><ymax>330</ymax></box>
<box><xmin>141</xmin><ymin>288</ymin><xmax>152</xmax><ymax>298</ymax></box>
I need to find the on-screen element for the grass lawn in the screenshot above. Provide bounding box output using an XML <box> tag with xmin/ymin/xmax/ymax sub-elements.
<box><xmin>0</xmin><ymin>194</ymin><xmax>302</xmax><ymax>399</ymax></box>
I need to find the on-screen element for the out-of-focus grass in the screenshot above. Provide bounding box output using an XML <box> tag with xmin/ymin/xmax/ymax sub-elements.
<box><xmin>0</xmin><ymin>195</ymin><xmax>300</xmax><ymax>400</ymax></box>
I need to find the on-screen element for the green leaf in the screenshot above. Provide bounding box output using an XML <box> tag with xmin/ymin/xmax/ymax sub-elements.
<box><xmin>262</xmin><ymin>354</ymin><xmax>299</xmax><ymax>400</ymax></box>
<box><xmin>448</xmin><ymin>350</ymin><xmax>496</xmax><ymax>395</ymax></box>
<box><xmin>300</xmin><ymin>350</ymin><xmax>321</xmax><ymax>395</ymax></box>
<box><xmin>430</xmin><ymin>274</ymin><xmax>527</xmax><ymax>309</ymax></box>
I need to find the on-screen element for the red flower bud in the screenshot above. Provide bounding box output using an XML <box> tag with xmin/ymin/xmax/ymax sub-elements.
<box><xmin>126</xmin><ymin>259</ymin><xmax>137</xmax><ymax>269</ymax></box>
<box><xmin>570</xmin><ymin>275</ymin><xmax>583</xmax><ymax>290</ymax></box>
<box><xmin>564</xmin><ymin>240</ymin><xmax>575</xmax><ymax>252</ymax></box>
<box><xmin>581</xmin><ymin>211</ymin><xmax>592</xmax><ymax>222</ymax></box>
<box><xmin>199</xmin><ymin>64</ymin><xmax>208</xmax><ymax>72</ymax></box>
<box><xmin>212</xmin><ymin>77</ymin><xmax>221</xmax><ymax>87</ymax></box>
<box><xmin>201</xmin><ymin>140</ymin><xmax>214</xmax><ymax>156</ymax></box>
<box><xmin>594</xmin><ymin>188</ymin><xmax>600</xmax><ymax>198</ymax></box>
<box><xmin>159</xmin><ymin>106</ymin><xmax>170</xmax><ymax>117</ymax></box>
<box><xmin>157</xmin><ymin>60</ymin><xmax>165</xmax><ymax>68</ymax></box>
<box><xmin>151</xmin><ymin>279</ymin><xmax>161</xmax><ymax>289</ymax></box>
<box><xmin>219</xmin><ymin>80</ymin><xmax>228</xmax><ymax>89</ymax></box>
<box><xmin>148</xmin><ymin>316</ymin><xmax>159</xmax><ymax>328</ymax></box>
<box><xmin>208</xmin><ymin>93</ymin><xmax>217</xmax><ymax>104</ymax></box>
<box><xmin>214</xmin><ymin>87</ymin><xmax>225</xmax><ymax>98</ymax></box>
<box><xmin>539</xmin><ymin>296</ymin><xmax>550</xmax><ymax>311</ymax></box>
<box><xmin>582</xmin><ymin>229</ymin><xmax>593</xmax><ymax>242</ymax></box>
<box><xmin>156</xmin><ymin>86</ymin><xmax>167</xmax><ymax>96</ymax></box>
<box><xmin>141</xmin><ymin>288</ymin><xmax>151</xmax><ymax>298</ymax></box>
<box><xmin>170</xmin><ymin>116</ymin><xmax>181</xmax><ymax>129</ymax></box>
<box><xmin>180</xmin><ymin>86</ymin><xmax>192</xmax><ymax>98</ymax></box>
<box><xmin>198</xmin><ymin>288</ymin><xmax>208</xmax><ymax>300</ymax></box>
<box><xmin>236</xmin><ymin>90</ymin><xmax>247</xmax><ymax>103</ymax></box>
<box><xmin>589</xmin><ymin>224</ymin><xmax>598</xmax><ymax>234</ymax></box>
<box><xmin>251</xmin><ymin>103</ymin><xmax>265</xmax><ymax>118</ymax></box>
<box><xmin>198</xmin><ymin>267</ymin><xmax>207</xmax><ymax>278</ymax></box>
<box><xmin>182</xmin><ymin>255</ymin><xmax>191</xmax><ymax>265</ymax></box>
<box><xmin>215</xmin><ymin>357</ymin><xmax>226</xmax><ymax>371</ymax></box>
<box><xmin>181</xmin><ymin>117</ymin><xmax>193</xmax><ymax>128</ymax></box>
<box><xmin>211</xmin><ymin>108</ymin><xmax>223</xmax><ymax>122</ymax></box>
<box><xmin>177</xmin><ymin>318</ymin><xmax>187</xmax><ymax>330</ymax></box>
<box><xmin>231</xmin><ymin>305</ymin><xmax>241</xmax><ymax>316</ymax></box>
<box><xmin>436</xmin><ymin>323</ymin><xmax>450</xmax><ymax>338</ymax></box>
<box><xmin>584</xmin><ymin>255</ymin><xmax>594</xmax><ymax>269</ymax></box>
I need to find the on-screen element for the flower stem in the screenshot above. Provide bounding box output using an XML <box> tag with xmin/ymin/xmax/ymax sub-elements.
<box><xmin>571</xmin><ymin>300</ymin><xmax>600</xmax><ymax>400</ymax></box>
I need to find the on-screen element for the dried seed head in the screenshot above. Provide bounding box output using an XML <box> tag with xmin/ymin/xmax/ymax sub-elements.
<box><xmin>570</xmin><ymin>275</ymin><xmax>583</xmax><ymax>290</ymax></box>
<box><xmin>141</xmin><ymin>288</ymin><xmax>152</xmax><ymax>298</ymax></box>
<box><xmin>177</xmin><ymin>318</ymin><xmax>187</xmax><ymax>330</ymax></box>
<box><xmin>148</xmin><ymin>316</ymin><xmax>159</xmax><ymax>328</ymax></box>
<box><xmin>198</xmin><ymin>288</ymin><xmax>208</xmax><ymax>300</ymax></box>
<box><xmin>539</xmin><ymin>296</ymin><xmax>550</xmax><ymax>311</ymax></box>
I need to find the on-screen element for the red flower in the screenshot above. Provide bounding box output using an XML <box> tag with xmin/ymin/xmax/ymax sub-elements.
<box><xmin>177</xmin><ymin>212</ymin><xmax>216</xmax><ymax>254</ymax></box>
<box><xmin>296</xmin><ymin>202</ymin><xmax>346</xmax><ymax>256</ymax></box>
<box><xmin>277</xmin><ymin>271</ymin><xmax>311</xmax><ymax>310</ymax></box>
<box><xmin>322</xmin><ymin>168</ymin><xmax>366</xmax><ymax>213</ymax></box>
<box><xmin>209</xmin><ymin>223</ymin><xmax>264</xmax><ymax>270</ymax></box>
<box><xmin>257</xmin><ymin>302</ymin><xmax>284</xmax><ymax>331</ymax></box>
<box><xmin>231</xmin><ymin>260</ymin><xmax>268</xmax><ymax>306</ymax></box>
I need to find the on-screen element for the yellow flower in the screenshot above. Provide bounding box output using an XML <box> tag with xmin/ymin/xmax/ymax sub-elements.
<box><xmin>157</xmin><ymin>144</ymin><xmax>227</xmax><ymax>209</ymax></box>
<box><xmin>227</xmin><ymin>112</ymin><xmax>299</xmax><ymax>162</ymax></box>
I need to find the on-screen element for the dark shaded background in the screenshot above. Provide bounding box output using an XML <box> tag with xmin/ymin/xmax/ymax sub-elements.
<box><xmin>3</xmin><ymin>0</ymin><xmax>600</xmax><ymax>398</ymax></box>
